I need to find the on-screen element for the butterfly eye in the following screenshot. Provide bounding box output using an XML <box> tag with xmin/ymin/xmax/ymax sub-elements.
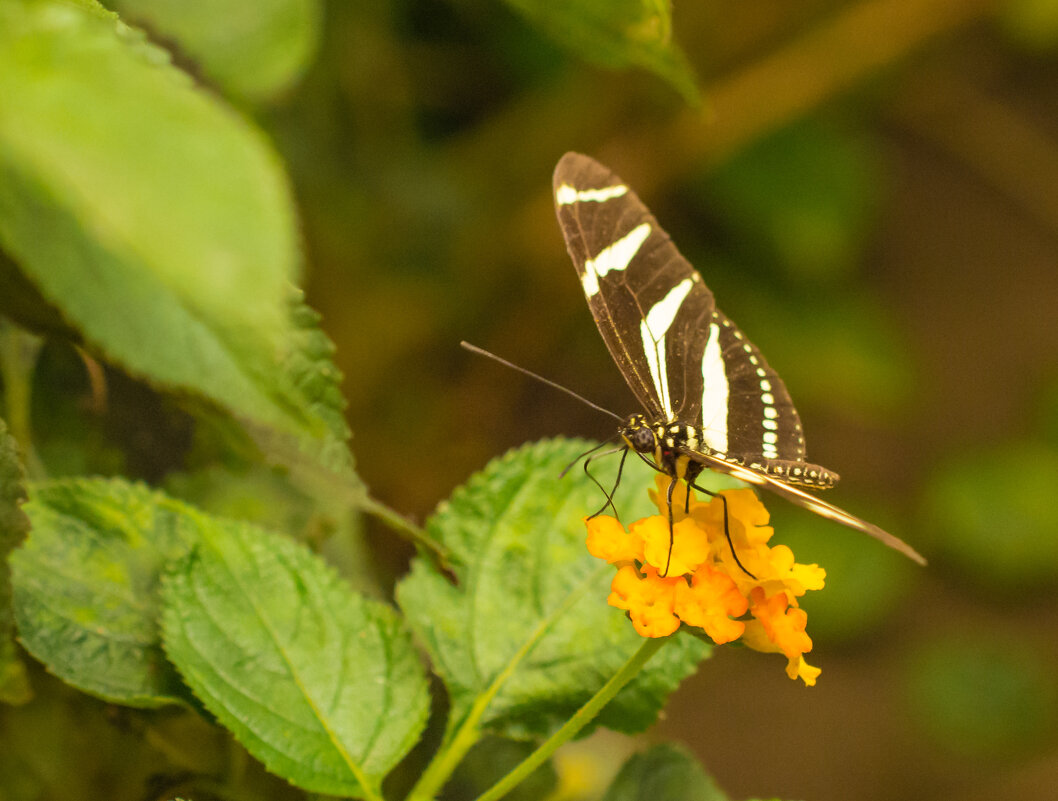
<box><xmin>628</xmin><ymin>426</ymin><xmax>655</xmax><ymax>454</ymax></box>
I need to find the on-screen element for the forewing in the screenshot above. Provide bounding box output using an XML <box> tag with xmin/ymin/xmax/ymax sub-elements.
<box><xmin>553</xmin><ymin>152</ymin><xmax>715</xmax><ymax>422</ymax></box>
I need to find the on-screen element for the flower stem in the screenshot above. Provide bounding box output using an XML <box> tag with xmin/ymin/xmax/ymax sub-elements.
<box><xmin>407</xmin><ymin>564</ymin><xmax>613</xmax><ymax>801</ymax></box>
<box><xmin>473</xmin><ymin>636</ymin><xmax>669</xmax><ymax>801</ymax></box>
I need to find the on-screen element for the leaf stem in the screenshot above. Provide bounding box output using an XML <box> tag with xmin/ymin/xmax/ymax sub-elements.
<box><xmin>360</xmin><ymin>494</ymin><xmax>451</xmax><ymax>569</ymax></box>
<box><xmin>473</xmin><ymin>636</ymin><xmax>669</xmax><ymax>801</ymax></box>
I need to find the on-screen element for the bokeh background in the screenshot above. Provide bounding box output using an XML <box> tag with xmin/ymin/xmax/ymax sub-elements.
<box><xmin>8</xmin><ymin>0</ymin><xmax>1058</xmax><ymax>799</ymax></box>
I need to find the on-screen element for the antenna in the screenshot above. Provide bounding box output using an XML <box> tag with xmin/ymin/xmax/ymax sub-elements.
<box><xmin>460</xmin><ymin>341</ymin><xmax>623</xmax><ymax>423</ymax></box>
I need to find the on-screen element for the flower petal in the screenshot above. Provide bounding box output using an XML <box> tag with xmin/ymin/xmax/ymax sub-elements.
<box><xmin>748</xmin><ymin>587</ymin><xmax>813</xmax><ymax>661</ymax></box>
<box><xmin>639</xmin><ymin>516</ymin><xmax>710</xmax><ymax>576</ymax></box>
<box><xmin>786</xmin><ymin>655</ymin><xmax>822</xmax><ymax>687</ymax></box>
<box><xmin>607</xmin><ymin>565</ymin><xmax>681</xmax><ymax>638</ymax></box>
<box><xmin>674</xmin><ymin>565</ymin><xmax>748</xmax><ymax>644</ymax></box>
<box><xmin>586</xmin><ymin>515</ymin><xmax>643</xmax><ymax>563</ymax></box>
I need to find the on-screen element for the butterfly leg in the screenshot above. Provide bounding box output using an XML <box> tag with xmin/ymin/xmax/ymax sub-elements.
<box><xmin>660</xmin><ymin>476</ymin><xmax>679</xmax><ymax>578</ymax></box>
<box><xmin>688</xmin><ymin>481</ymin><xmax>757</xmax><ymax>580</ymax></box>
<box><xmin>584</xmin><ymin>446</ymin><xmax>628</xmax><ymax>520</ymax></box>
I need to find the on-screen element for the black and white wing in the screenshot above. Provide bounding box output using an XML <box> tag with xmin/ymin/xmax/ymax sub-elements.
<box><xmin>552</xmin><ymin>153</ymin><xmax>925</xmax><ymax>565</ymax></box>
<box><xmin>552</xmin><ymin>152</ymin><xmax>805</xmax><ymax>465</ymax></box>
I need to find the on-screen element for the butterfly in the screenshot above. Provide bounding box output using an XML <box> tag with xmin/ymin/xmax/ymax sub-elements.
<box><xmin>552</xmin><ymin>152</ymin><xmax>925</xmax><ymax>572</ymax></box>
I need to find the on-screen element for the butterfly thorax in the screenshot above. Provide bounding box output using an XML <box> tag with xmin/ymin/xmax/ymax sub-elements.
<box><xmin>620</xmin><ymin>412</ymin><xmax>839</xmax><ymax>489</ymax></box>
<box><xmin>620</xmin><ymin>413</ymin><xmax>706</xmax><ymax>484</ymax></box>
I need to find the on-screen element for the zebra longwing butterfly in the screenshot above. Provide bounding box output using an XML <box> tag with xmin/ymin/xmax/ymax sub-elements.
<box><xmin>553</xmin><ymin>152</ymin><xmax>925</xmax><ymax>566</ymax></box>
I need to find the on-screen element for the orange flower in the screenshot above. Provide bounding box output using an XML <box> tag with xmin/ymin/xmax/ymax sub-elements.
<box><xmin>607</xmin><ymin>565</ymin><xmax>681</xmax><ymax>638</ymax></box>
<box><xmin>586</xmin><ymin>515</ymin><xmax>643</xmax><ymax>564</ymax></box>
<box><xmin>586</xmin><ymin>475</ymin><xmax>827</xmax><ymax>685</ymax></box>
<box><xmin>673</xmin><ymin>565</ymin><xmax>747</xmax><ymax>644</ymax></box>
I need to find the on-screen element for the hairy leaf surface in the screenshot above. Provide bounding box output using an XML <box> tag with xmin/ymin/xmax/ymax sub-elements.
<box><xmin>397</xmin><ymin>438</ymin><xmax>709</xmax><ymax>740</ymax></box>
<box><xmin>11</xmin><ymin>479</ymin><xmax>199</xmax><ymax>705</ymax></box>
<box><xmin>163</xmin><ymin>521</ymin><xmax>429</xmax><ymax>796</ymax></box>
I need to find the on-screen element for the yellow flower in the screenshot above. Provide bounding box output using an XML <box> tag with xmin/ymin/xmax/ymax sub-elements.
<box><xmin>607</xmin><ymin>565</ymin><xmax>681</xmax><ymax>638</ymax></box>
<box><xmin>586</xmin><ymin>515</ymin><xmax>643</xmax><ymax>565</ymax></box>
<box><xmin>673</xmin><ymin>565</ymin><xmax>747</xmax><ymax>644</ymax></box>
<box><xmin>585</xmin><ymin>475</ymin><xmax>826</xmax><ymax>685</ymax></box>
<box><xmin>638</xmin><ymin>516</ymin><xmax>709</xmax><ymax>576</ymax></box>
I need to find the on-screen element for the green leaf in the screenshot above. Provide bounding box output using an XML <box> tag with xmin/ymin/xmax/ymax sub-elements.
<box><xmin>10</xmin><ymin>478</ymin><xmax>199</xmax><ymax>706</ymax></box>
<box><xmin>0</xmin><ymin>1</ymin><xmax>350</xmax><ymax>463</ymax></box>
<box><xmin>396</xmin><ymin>438</ymin><xmax>709</xmax><ymax>740</ymax></box>
<box><xmin>601</xmin><ymin>744</ymin><xmax>729</xmax><ymax>801</ymax></box>
<box><xmin>503</xmin><ymin>0</ymin><xmax>699</xmax><ymax>103</ymax></box>
<box><xmin>0</xmin><ymin>251</ymin><xmax>72</xmax><ymax>338</ymax></box>
<box><xmin>108</xmin><ymin>0</ymin><xmax>321</xmax><ymax>103</ymax></box>
<box><xmin>242</xmin><ymin>288</ymin><xmax>361</xmax><ymax>498</ymax></box>
<box><xmin>162</xmin><ymin>521</ymin><xmax>429</xmax><ymax>797</ymax></box>
<box><xmin>0</xmin><ymin>418</ymin><xmax>30</xmax><ymax>704</ymax></box>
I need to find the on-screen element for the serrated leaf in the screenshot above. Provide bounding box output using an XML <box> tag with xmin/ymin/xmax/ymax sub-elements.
<box><xmin>10</xmin><ymin>478</ymin><xmax>200</xmax><ymax>706</ymax></box>
<box><xmin>109</xmin><ymin>0</ymin><xmax>321</xmax><ymax>103</ymax></box>
<box><xmin>504</xmin><ymin>0</ymin><xmax>698</xmax><ymax>103</ymax></box>
<box><xmin>0</xmin><ymin>418</ymin><xmax>30</xmax><ymax>704</ymax></box>
<box><xmin>397</xmin><ymin>438</ymin><xmax>709</xmax><ymax>740</ymax></box>
<box><xmin>162</xmin><ymin>522</ymin><xmax>429</xmax><ymax>797</ymax></box>
<box><xmin>0</xmin><ymin>1</ymin><xmax>350</xmax><ymax>461</ymax></box>
<box><xmin>242</xmin><ymin>288</ymin><xmax>361</xmax><ymax>500</ymax></box>
<box><xmin>601</xmin><ymin>744</ymin><xmax>730</xmax><ymax>801</ymax></box>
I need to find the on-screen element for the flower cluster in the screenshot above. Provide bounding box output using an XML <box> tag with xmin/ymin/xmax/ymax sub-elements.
<box><xmin>586</xmin><ymin>476</ymin><xmax>826</xmax><ymax>685</ymax></box>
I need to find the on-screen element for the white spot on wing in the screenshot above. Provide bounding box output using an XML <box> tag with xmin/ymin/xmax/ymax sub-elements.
<box><xmin>581</xmin><ymin>223</ymin><xmax>651</xmax><ymax>298</ymax></box>
<box><xmin>555</xmin><ymin>182</ymin><xmax>629</xmax><ymax>205</ymax></box>
<box><xmin>699</xmin><ymin>322</ymin><xmax>729</xmax><ymax>454</ymax></box>
<box><xmin>641</xmin><ymin>277</ymin><xmax>694</xmax><ymax>419</ymax></box>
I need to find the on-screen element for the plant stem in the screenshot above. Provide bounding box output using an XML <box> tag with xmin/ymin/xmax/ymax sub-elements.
<box><xmin>406</xmin><ymin>564</ymin><xmax>613</xmax><ymax>801</ymax></box>
<box><xmin>473</xmin><ymin>636</ymin><xmax>669</xmax><ymax>801</ymax></box>
<box><xmin>360</xmin><ymin>494</ymin><xmax>451</xmax><ymax>569</ymax></box>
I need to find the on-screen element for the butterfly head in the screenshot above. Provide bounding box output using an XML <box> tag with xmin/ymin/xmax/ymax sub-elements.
<box><xmin>619</xmin><ymin>414</ymin><xmax>657</xmax><ymax>456</ymax></box>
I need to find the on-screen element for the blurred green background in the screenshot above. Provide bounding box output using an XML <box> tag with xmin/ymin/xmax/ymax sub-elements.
<box><xmin>6</xmin><ymin>0</ymin><xmax>1058</xmax><ymax>799</ymax></box>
